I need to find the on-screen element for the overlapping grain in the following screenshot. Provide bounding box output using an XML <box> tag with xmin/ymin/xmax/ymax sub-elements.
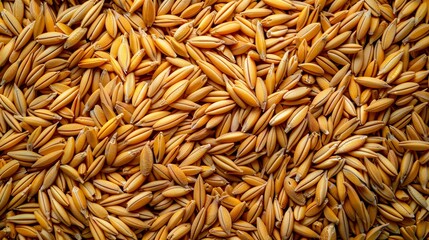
<box><xmin>0</xmin><ymin>0</ymin><xmax>428</xmax><ymax>239</ymax></box>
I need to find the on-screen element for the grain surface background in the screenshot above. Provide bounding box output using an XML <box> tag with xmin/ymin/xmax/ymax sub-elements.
<box><xmin>0</xmin><ymin>0</ymin><xmax>429</xmax><ymax>239</ymax></box>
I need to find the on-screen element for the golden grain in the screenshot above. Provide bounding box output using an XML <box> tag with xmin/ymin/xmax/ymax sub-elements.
<box><xmin>0</xmin><ymin>0</ymin><xmax>427</xmax><ymax>239</ymax></box>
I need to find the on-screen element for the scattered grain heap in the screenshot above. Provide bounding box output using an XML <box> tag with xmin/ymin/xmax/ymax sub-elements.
<box><xmin>0</xmin><ymin>0</ymin><xmax>429</xmax><ymax>239</ymax></box>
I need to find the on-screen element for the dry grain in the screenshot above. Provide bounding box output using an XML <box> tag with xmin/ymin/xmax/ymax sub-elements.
<box><xmin>0</xmin><ymin>0</ymin><xmax>428</xmax><ymax>239</ymax></box>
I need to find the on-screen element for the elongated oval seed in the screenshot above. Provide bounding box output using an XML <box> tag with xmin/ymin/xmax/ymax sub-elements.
<box><xmin>0</xmin><ymin>0</ymin><xmax>427</xmax><ymax>239</ymax></box>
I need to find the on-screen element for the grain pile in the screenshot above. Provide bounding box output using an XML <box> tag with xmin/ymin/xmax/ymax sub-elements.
<box><xmin>0</xmin><ymin>0</ymin><xmax>429</xmax><ymax>239</ymax></box>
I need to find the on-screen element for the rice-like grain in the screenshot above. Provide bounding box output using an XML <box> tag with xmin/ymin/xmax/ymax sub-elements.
<box><xmin>0</xmin><ymin>0</ymin><xmax>428</xmax><ymax>239</ymax></box>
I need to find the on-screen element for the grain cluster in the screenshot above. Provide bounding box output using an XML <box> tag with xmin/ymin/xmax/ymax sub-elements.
<box><xmin>0</xmin><ymin>0</ymin><xmax>429</xmax><ymax>239</ymax></box>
